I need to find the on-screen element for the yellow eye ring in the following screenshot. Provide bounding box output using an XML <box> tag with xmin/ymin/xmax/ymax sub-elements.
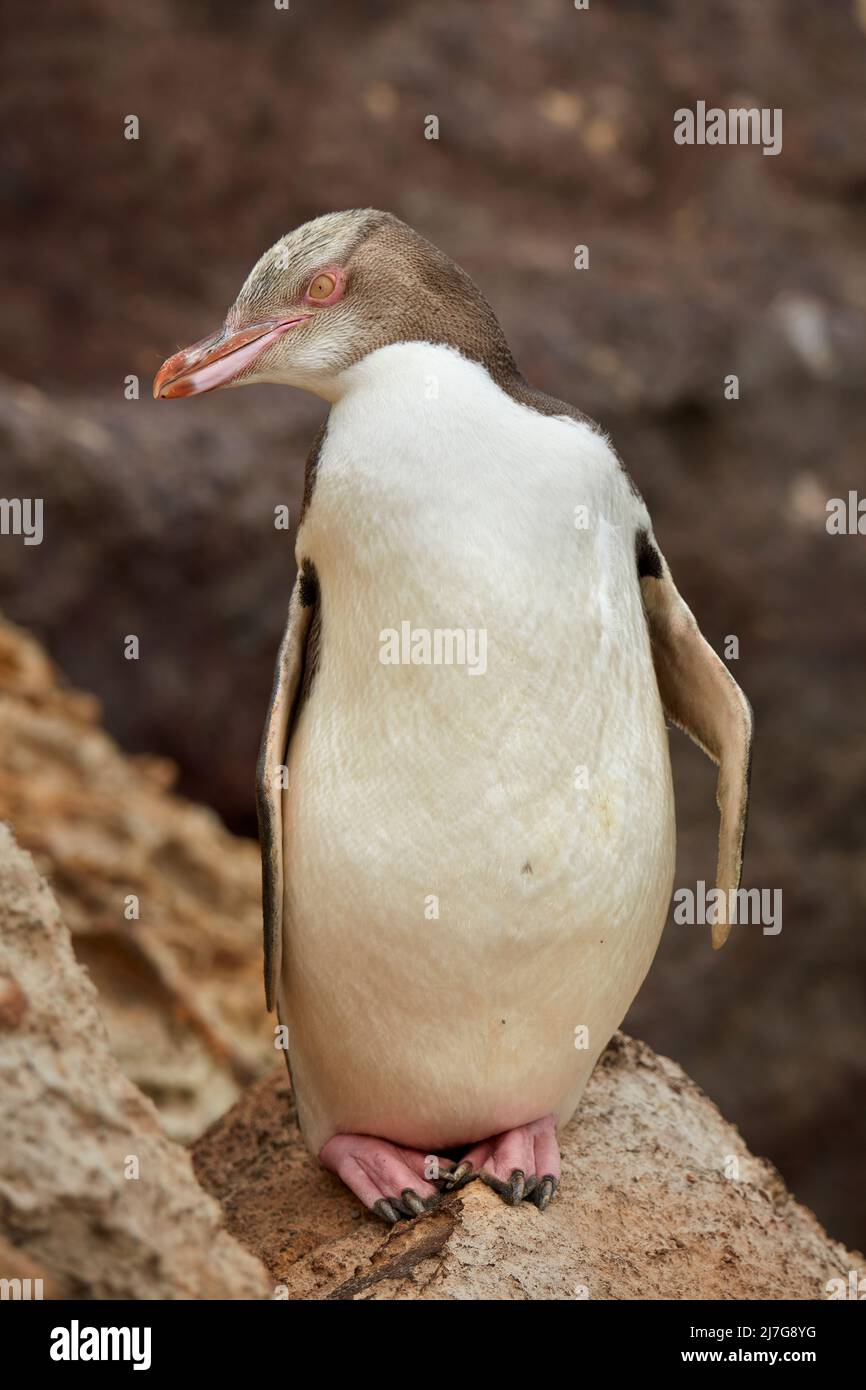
<box><xmin>308</xmin><ymin>272</ymin><xmax>337</xmax><ymax>301</ymax></box>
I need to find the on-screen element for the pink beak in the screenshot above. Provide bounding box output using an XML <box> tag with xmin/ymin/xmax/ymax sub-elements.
<box><xmin>152</xmin><ymin>314</ymin><xmax>309</xmax><ymax>399</ymax></box>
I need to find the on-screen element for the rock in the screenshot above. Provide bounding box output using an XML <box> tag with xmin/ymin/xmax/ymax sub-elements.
<box><xmin>0</xmin><ymin>1235</ymin><xmax>60</xmax><ymax>1300</ymax></box>
<box><xmin>0</xmin><ymin>375</ymin><xmax>319</xmax><ymax>833</ymax></box>
<box><xmin>0</xmin><ymin>826</ymin><xmax>270</xmax><ymax>1298</ymax></box>
<box><xmin>0</xmin><ymin>617</ymin><xmax>274</xmax><ymax>1142</ymax></box>
<box><xmin>193</xmin><ymin>1039</ymin><xmax>861</xmax><ymax>1301</ymax></box>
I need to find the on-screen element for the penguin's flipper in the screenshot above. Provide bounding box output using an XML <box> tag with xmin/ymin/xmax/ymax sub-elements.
<box><xmin>638</xmin><ymin>534</ymin><xmax>753</xmax><ymax>949</ymax></box>
<box><xmin>256</xmin><ymin>570</ymin><xmax>316</xmax><ymax>1009</ymax></box>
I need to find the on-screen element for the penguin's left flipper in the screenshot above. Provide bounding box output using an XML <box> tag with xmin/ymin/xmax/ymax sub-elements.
<box><xmin>256</xmin><ymin>566</ymin><xmax>317</xmax><ymax>1010</ymax></box>
<box><xmin>637</xmin><ymin>531</ymin><xmax>754</xmax><ymax>949</ymax></box>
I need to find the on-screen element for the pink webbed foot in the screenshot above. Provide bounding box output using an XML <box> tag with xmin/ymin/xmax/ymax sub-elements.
<box><xmin>319</xmin><ymin>1133</ymin><xmax>445</xmax><ymax>1225</ymax></box>
<box><xmin>444</xmin><ymin>1115</ymin><xmax>561</xmax><ymax>1210</ymax></box>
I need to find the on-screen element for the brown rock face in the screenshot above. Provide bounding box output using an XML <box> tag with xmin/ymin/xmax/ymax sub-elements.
<box><xmin>193</xmin><ymin>1039</ymin><xmax>861</xmax><ymax>1302</ymax></box>
<box><xmin>0</xmin><ymin>376</ymin><xmax>318</xmax><ymax>834</ymax></box>
<box><xmin>0</xmin><ymin>616</ymin><xmax>274</xmax><ymax>1142</ymax></box>
<box><xmin>0</xmin><ymin>826</ymin><xmax>270</xmax><ymax>1299</ymax></box>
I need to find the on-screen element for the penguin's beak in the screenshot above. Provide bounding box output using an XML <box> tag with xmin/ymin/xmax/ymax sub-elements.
<box><xmin>153</xmin><ymin>314</ymin><xmax>309</xmax><ymax>399</ymax></box>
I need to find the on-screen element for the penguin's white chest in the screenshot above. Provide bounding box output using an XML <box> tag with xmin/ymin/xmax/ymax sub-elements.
<box><xmin>280</xmin><ymin>344</ymin><xmax>675</xmax><ymax>1155</ymax></box>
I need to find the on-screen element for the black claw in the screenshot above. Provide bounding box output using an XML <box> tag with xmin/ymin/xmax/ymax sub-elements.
<box><xmin>523</xmin><ymin>1175</ymin><xmax>538</xmax><ymax>1198</ymax></box>
<box><xmin>508</xmin><ymin>1169</ymin><xmax>526</xmax><ymax>1205</ymax></box>
<box><xmin>443</xmin><ymin>1159</ymin><xmax>474</xmax><ymax>1189</ymax></box>
<box><xmin>480</xmin><ymin>1168</ymin><xmax>529</xmax><ymax>1205</ymax></box>
<box><xmin>373</xmin><ymin>1189</ymin><xmax>441</xmax><ymax>1223</ymax></box>
<box><xmin>372</xmin><ymin>1197</ymin><xmax>400</xmax><ymax>1225</ymax></box>
<box><xmin>401</xmin><ymin>1188</ymin><xmax>426</xmax><ymax>1217</ymax></box>
<box><xmin>532</xmin><ymin>1175</ymin><xmax>559</xmax><ymax>1211</ymax></box>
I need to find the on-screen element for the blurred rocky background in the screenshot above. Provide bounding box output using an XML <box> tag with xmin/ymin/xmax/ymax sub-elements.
<box><xmin>0</xmin><ymin>0</ymin><xmax>864</xmax><ymax>1253</ymax></box>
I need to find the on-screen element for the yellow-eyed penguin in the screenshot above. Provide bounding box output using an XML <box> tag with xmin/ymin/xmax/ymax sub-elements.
<box><xmin>154</xmin><ymin>210</ymin><xmax>752</xmax><ymax>1222</ymax></box>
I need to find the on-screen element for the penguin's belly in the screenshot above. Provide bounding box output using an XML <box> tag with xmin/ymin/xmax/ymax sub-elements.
<box><xmin>277</xmin><ymin>341</ymin><xmax>676</xmax><ymax>1155</ymax></box>
<box><xmin>280</xmin><ymin>591</ymin><xmax>675</xmax><ymax>1156</ymax></box>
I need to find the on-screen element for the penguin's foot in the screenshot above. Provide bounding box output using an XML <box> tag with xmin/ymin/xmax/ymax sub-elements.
<box><xmin>443</xmin><ymin>1114</ymin><xmax>561</xmax><ymax>1210</ymax></box>
<box><xmin>319</xmin><ymin>1133</ymin><xmax>443</xmax><ymax>1225</ymax></box>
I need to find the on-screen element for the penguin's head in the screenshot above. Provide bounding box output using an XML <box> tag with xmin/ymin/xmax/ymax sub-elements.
<box><xmin>153</xmin><ymin>209</ymin><xmax>515</xmax><ymax>403</ymax></box>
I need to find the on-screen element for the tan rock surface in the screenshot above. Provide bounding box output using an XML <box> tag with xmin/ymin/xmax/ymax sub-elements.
<box><xmin>0</xmin><ymin>1235</ymin><xmax>60</xmax><ymax>1300</ymax></box>
<box><xmin>0</xmin><ymin>616</ymin><xmax>274</xmax><ymax>1141</ymax></box>
<box><xmin>0</xmin><ymin>825</ymin><xmax>270</xmax><ymax>1299</ymax></box>
<box><xmin>194</xmin><ymin>1039</ymin><xmax>861</xmax><ymax>1301</ymax></box>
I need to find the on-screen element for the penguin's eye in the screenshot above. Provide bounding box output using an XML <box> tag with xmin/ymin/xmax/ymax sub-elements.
<box><xmin>307</xmin><ymin>273</ymin><xmax>337</xmax><ymax>301</ymax></box>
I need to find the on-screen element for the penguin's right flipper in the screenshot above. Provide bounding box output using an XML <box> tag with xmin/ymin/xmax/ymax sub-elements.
<box><xmin>256</xmin><ymin>566</ymin><xmax>317</xmax><ymax>1010</ymax></box>
<box><xmin>637</xmin><ymin>532</ymin><xmax>754</xmax><ymax>950</ymax></box>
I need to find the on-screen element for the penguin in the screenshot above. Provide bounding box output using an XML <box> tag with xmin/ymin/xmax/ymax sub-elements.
<box><xmin>154</xmin><ymin>210</ymin><xmax>752</xmax><ymax>1223</ymax></box>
